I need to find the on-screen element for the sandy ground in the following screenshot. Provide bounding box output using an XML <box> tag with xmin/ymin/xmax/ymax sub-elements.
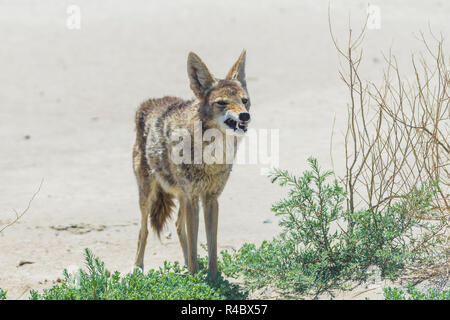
<box><xmin>0</xmin><ymin>0</ymin><xmax>448</xmax><ymax>299</ymax></box>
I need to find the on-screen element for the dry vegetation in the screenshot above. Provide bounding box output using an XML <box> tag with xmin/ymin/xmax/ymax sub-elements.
<box><xmin>0</xmin><ymin>179</ymin><xmax>43</xmax><ymax>234</ymax></box>
<box><xmin>329</xmin><ymin>9</ymin><xmax>449</xmax><ymax>282</ymax></box>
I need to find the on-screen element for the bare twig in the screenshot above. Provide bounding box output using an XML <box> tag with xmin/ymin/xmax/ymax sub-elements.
<box><xmin>0</xmin><ymin>179</ymin><xmax>44</xmax><ymax>234</ymax></box>
<box><xmin>329</xmin><ymin>7</ymin><xmax>449</xmax><ymax>280</ymax></box>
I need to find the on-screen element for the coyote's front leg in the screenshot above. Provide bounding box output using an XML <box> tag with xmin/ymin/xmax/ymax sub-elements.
<box><xmin>202</xmin><ymin>194</ymin><xmax>219</xmax><ymax>281</ymax></box>
<box><xmin>175</xmin><ymin>207</ymin><xmax>189</xmax><ymax>267</ymax></box>
<box><xmin>182</xmin><ymin>195</ymin><xmax>199</xmax><ymax>274</ymax></box>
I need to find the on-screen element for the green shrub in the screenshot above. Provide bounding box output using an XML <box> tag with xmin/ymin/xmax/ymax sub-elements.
<box><xmin>0</xmin><ymin>288</ymin><xmax>6</xmax><ymax>300</ymax></box>
<box><xmin>384</xmin><ymin>283</ymin><xmax>449</xmax><ymax>300</ymax></box>
<box><xmin>30</xmin><ymin>248</ymin><xmax>246</xmax><ymax>300</ymax></box>
<box><xmin>28</xmin><ymin>158</ymin><xmax>445</xmax><ymax>299</ymax></box>
<box><xmin>218</xmin><ymin>158</ymin><xmax>444</xmax><ymax>296</ymax></box>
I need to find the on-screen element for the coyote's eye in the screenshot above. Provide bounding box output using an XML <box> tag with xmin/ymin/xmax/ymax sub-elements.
<box><xmin>241</xmin><ymin>98</ymin><xmax>248</xmax><ymax>104</ymax></box>
<box><xmin>216</xmin><ymin>100</ymin><xmax>228</xmax><ymax>106</ymax></box>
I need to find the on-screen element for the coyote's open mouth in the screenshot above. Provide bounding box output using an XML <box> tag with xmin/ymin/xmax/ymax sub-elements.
<box><xmin>224</xmin><ymin>118</ymin><xmax>248</xmax><ymax>132</ymax></box>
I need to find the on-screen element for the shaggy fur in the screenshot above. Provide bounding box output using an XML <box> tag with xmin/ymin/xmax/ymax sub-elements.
<box><xmin>133</xmin><ymin>50</ymin><xmax>250</xmax><ymax>280</ymax></box>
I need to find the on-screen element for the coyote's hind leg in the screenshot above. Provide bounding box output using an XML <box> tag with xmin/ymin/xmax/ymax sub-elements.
<box><xmin>133</xmin><ymin>142</ymin><xmax>155</xmax><ymax>270</ymax></box>
<box><xmin>134</xmin><ymin>182</ymin><xmax>152</xmax><ymax>270</ymax></box>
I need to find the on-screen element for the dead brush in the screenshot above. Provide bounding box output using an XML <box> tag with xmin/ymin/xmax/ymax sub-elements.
<box><xmin>329</xmin><ymin>8</ymin><xmax>449</xmax><ymax>283</ymax></box>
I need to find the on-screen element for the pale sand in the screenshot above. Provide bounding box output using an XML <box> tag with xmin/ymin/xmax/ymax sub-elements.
<box><xmin>0</xmin><ymin>0</ymin><xmax>448</xmax><ymax>299</ymax></box>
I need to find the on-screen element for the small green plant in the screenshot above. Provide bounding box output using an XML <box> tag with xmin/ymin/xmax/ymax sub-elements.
<box><xmin>218</xmin><ymin>158</ymin><xmax>445</xmax><ymax>296</ymax></box>
<box><xmin>30</xmin><ymin>248</ymin><xmax>246</xmax><ymax>300</ymax></box>
<box><xmin>384</xmin><ymin>283</ymin><xmax>449</xmax><ymax>300</ymax></box>
<box><xmin>0</xmin><ymin>288</ymin><xmax>6</xmax><ymax>300</ymax></box>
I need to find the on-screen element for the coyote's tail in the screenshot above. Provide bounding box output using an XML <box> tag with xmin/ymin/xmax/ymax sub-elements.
<box><xmin>150</xmin><ymin>185</ymin><xmax>175</xmax><ymax>238</ymax></box>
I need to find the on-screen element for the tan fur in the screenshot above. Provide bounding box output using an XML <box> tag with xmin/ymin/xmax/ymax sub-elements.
<box><xmin>133</xmin><ymin>50</ymin><xmax>250</xmax><ymax>280</ymax></box>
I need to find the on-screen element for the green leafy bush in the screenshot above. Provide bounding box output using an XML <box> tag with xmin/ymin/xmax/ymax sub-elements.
<box><xmin>218</xmin><ymin>158</ymin><xmax>444</xmax><ymax>296</ymax></box>
<box><xmin>27</xmin><ymin>158</ymin><xmax>445</xmax><ymax>299</ymax></box>
<box><xmin>0</xmin><ymin>288</ymin><xmax>6</xmax><ymax>300</ymax></box>
<box><xmin>30</xmin><ymin>248</ymin><xmax>246</xmax><ymax>300</ymax></box>
<box><xmin>384</xmin><ymin>283</ymin><xmax>449</xmax><ymax>300</ymax></box>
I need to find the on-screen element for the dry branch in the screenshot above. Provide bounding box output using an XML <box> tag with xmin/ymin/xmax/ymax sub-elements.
<box><xmin>328</xmin><ymin>7</ymin><xmax>449</xmax><ymax>281</ymax></box>
<box><xmin>0</xmin><ymin>179</ymin><xmax>43</xmax><ymax>234</ymax></box>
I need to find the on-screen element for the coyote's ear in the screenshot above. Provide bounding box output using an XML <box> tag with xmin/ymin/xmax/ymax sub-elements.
<box><xmin>187</xmin><ymin>52</ymin><xmax>216</xmax><ymax>99</ymax></box>
<box><xmin>226</xmin><ymin>49</ymin><xmax>247</xmax><ymax>88</ymax></box>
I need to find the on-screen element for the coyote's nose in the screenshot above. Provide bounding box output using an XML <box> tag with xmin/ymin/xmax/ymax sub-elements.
<box><xmin>239</xmin><ymin>112</ymin><xmax>250</xmax><ymax>122</ymax></box>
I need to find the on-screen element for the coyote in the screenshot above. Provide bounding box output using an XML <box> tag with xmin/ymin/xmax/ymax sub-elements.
<box><xmin>133</xmin><ymin>50</ymin><xmax>250</xmax><ymax>280</ymax></box>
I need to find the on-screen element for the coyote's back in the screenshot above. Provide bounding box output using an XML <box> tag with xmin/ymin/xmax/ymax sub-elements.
<box><xmin>133</xmin><ymin>96</ymin><xmax>186</xmax><ymax>238</ymax></box>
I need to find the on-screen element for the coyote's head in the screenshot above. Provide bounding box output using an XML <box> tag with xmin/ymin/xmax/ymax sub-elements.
<box><xmin>187</xmin><ymin>50</ymin><xmax>250</xmax><ymax>136</ymax></box>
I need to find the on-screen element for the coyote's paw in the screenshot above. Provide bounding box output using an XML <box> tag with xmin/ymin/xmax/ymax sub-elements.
<box><xmin>132</xmin><ymin>265</ymin><xmax>144</xmax><ymax>273</ymax></box>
